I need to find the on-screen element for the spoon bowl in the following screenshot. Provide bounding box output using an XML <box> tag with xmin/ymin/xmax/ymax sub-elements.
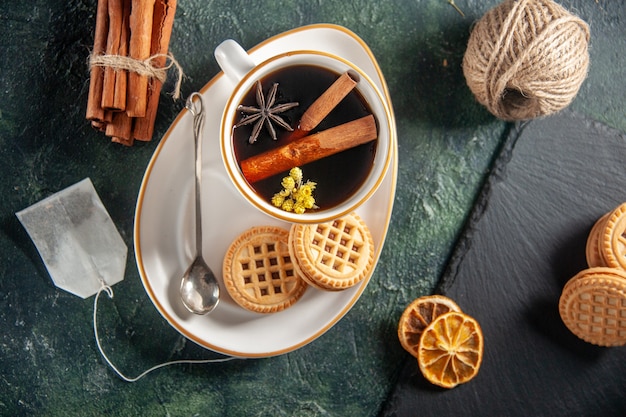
<box><xmin>180</xmin><ymin>257</ymin><xmax>220</xmax><ymax>314</ymax></box>
<box><xmin>179</xmin><ymin>92</ymin><xmax>220</xmax><ymax>315</ymax></box>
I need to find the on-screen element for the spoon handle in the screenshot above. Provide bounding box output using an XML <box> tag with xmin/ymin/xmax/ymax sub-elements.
<box><xmin>186</xmin><ymin>92</ymin><xmax>206</xmax><ymax>255</ymax></box>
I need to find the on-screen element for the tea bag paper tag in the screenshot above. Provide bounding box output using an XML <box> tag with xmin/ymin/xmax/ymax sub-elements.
<box><xmin>16</xmin><ymin>178</ymin><xmax>127</xmax><ymax>298</ymax></box>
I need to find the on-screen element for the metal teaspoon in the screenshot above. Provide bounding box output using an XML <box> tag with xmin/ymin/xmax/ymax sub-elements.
<box><xmin>179</xmin><ymin>92</ymin><xmax>220</xmax><ymax>314</ymax></box>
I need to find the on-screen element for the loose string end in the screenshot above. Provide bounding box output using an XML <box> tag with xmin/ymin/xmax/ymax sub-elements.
<box><xmin>93</xmin><ymin>282</ymin><xmax>236</xmax><ymax>383</ymax></box>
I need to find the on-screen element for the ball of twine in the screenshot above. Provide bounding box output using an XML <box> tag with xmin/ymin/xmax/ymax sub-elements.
<box><xmin>462</xmin><ymin>0</ymin><xmax>590</xmax><ymax>121</ymax></box>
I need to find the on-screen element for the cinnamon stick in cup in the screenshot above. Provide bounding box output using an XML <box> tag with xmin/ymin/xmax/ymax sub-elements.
<box><xmin>297</xmin><ymin>71</ymin><xmax>358</xmax><ymax>134</ymax></box>
<box><xmin>240</xmin><ymin>115</ymin><xmax>377</xmax><ymax>183</ymax></box>
<box><xmin>126</xmin><ymin>0</ymin><xmax>156</xmax><ymax>118</ymax></box>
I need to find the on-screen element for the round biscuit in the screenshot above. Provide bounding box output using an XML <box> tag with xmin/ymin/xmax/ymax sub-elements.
<box><xmin>559</xmin><ymin>267</ymin><xmax>626</xmax><ymax>347</ymax></box>
<box><xmin>289</xmin><ymin>212</ymin><xmax>374</xmax><ymax>291</ymax></box>
<box><xmin>585</xmin><ymin>213</ymin><xmax>609</xmax><ymax>268</ymax></box>
<box><xmin>288</xmin><ymin>230</ymin><xmax>330</xmax><ymax>291</ymax></box>
<box><xmin>222</xmin><ymin>226</ymin><xmax>307</xmax><ymax>313</ymax></box>
<box><xmin>600</xmin><ymin>202</ymin><xmax>626</xmax><ymax>270</ymax></box>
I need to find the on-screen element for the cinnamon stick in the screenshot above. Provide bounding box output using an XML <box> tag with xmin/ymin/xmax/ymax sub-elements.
<box><xmin>289</xmin><ymin>71</ymin><xmax>358</xmax><ymax>140</ymax></box>
<box><xmin>106</xmin><ymin>110</ymin><xmax>134</xmax><ymax>145</ymax></box>
<box><xmin>91</xmin><ymin>120</ymin><xmax>107</xmax><ymax>131</ymax></box>
<box><xmin>101</xmin><ymin>0</ymin><xmax>127</xmax><ymax>111</ymax></box>
<box><xmin>111</xmin><ymin>135</ymin><xmax>134</xmax><ymax>146</ymax></box>
<box><xmin>300</xmin><ymin>71</ymin><xmax>358</xmax><ymax>131</ymax></box>
<box><xmin>240</xmin><ymin>115</ymin><xmax>377</xmax><ymax>183</ymax></box>
<box><xmin>114</xmin><ymin>0</ymin><xmax>131</xmax><ymax>110</ymax></box>
<box><xmin>126</xmin><ymin>0</ymin><xmax>156</xmax><ymax>118</ymax></box>
<box><xmin>132</xmin><ymin>0</ymin><xmax>177</xmax><ymax>141</ymax></box>
<box><xmin>86</xmin><ymin>0</ymin><xmax>109</xmax><ymax>122</ymax></box>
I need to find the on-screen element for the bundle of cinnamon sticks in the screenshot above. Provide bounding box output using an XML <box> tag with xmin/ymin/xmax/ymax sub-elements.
<box><xmin>86</xmin><ymin>0</ymin><xmax>177</xmax><ymax>146</ymax></box>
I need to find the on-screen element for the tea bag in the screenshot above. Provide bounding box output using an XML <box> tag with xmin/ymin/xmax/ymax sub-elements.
<box><xmin>16</xmin><ymin>178</ymin><xmax>234</xmax><ymax>382</ymax></box>
<box><xmin>16</xmin><ymin>178</ymin><xmax>127</xmax><ymax>298</ymax></box>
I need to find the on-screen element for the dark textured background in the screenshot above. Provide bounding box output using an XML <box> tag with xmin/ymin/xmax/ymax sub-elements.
<box><xmin>0</xmin><ymin>1</ymin><xmax>624</xmax><ymax>416</ymax></box>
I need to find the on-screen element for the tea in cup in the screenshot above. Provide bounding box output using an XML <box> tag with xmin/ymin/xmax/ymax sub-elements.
<box><xmin>216</xmin><ymin>39</ymin><xmax>392</xmax><ymax>224</ymax></box>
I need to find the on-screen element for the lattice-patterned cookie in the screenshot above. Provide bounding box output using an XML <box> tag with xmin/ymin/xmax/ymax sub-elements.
<box><xmin>289</xmin><ymin>212</ymin><xmax>374</xmax><ymax>291</ymax></box>
<box><xmin>600</xmin><ymin>202</ymin><xmax>626</xmax><ymax>270</ymax></box>
<box><xmin>559</xmin><ymin>267</ymin><xmax>626</xmax><ymax>347</ymax></box>
<box><xmin>586</xmin><ymin>213</ymin><xmax>609</xmax><ymax>268</ymax></box>
<box><xmin>223</xmin><ymin>226</ymin><xmax>307</xmax><ymax>313</ymax></box>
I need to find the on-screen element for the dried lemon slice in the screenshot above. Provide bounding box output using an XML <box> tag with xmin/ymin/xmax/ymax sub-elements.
<box><xmin>418</xmin><ymin>311</ymin><xmax>484</xmax><ymax>389</ymax></box>
<box><xmin>397</xmin><ymin>295</ymin><xmax>461</xmax><ymax>358</ymax></box>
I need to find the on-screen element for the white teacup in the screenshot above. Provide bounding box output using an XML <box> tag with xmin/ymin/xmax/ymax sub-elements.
<box><xmin>215</xmin><ymin>39</ymin><xmax>393</xmax><ymax>224</ymax></box>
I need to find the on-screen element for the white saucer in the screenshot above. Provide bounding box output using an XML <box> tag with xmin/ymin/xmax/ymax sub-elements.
<box><xmin>134</xmin><ymin>24</ymin><xmax>398</xmax><ymax>358</ymax></box>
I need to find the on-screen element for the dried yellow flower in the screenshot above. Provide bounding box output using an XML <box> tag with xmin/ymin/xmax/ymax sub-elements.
<box><xmin>271</xmin><ymin>167</ymin><xmax>318</xmax><ymax>214</ymax></box>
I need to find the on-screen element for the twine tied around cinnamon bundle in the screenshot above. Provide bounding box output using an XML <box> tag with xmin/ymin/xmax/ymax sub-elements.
<box><xmin>462</xmin><ymin>0</ymin><xmax>590</xmax><ymax>121</ymax></box>
<box><xmin>89</xmin><ymin>52</ymin><xmax>184</xmax><ymax>100</ymax></box>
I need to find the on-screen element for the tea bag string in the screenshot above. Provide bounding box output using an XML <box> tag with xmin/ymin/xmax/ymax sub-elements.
<box><xmin>93</xmin><ymin>281</ymin><xmax>236</xmax><ymax>383</ymax></box>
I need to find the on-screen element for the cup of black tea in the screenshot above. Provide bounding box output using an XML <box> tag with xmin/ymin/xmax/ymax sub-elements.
<box><xmin>215</xmin><ymin>39</ymin><xmax>393</xmax><ymax>224</ymax></box>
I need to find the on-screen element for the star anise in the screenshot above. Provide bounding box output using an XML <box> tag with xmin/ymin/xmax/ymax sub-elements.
<box><xmin>235</xmin><ymin>81</ymin><xmax>299</xmax><ymax>144</ymax></box>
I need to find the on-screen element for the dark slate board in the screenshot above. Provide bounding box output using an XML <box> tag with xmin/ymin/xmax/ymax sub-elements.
<box><xmin>382</xmin><ymin>112</ymin><xmax>626</xmax><ymax>417</ymax></box>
